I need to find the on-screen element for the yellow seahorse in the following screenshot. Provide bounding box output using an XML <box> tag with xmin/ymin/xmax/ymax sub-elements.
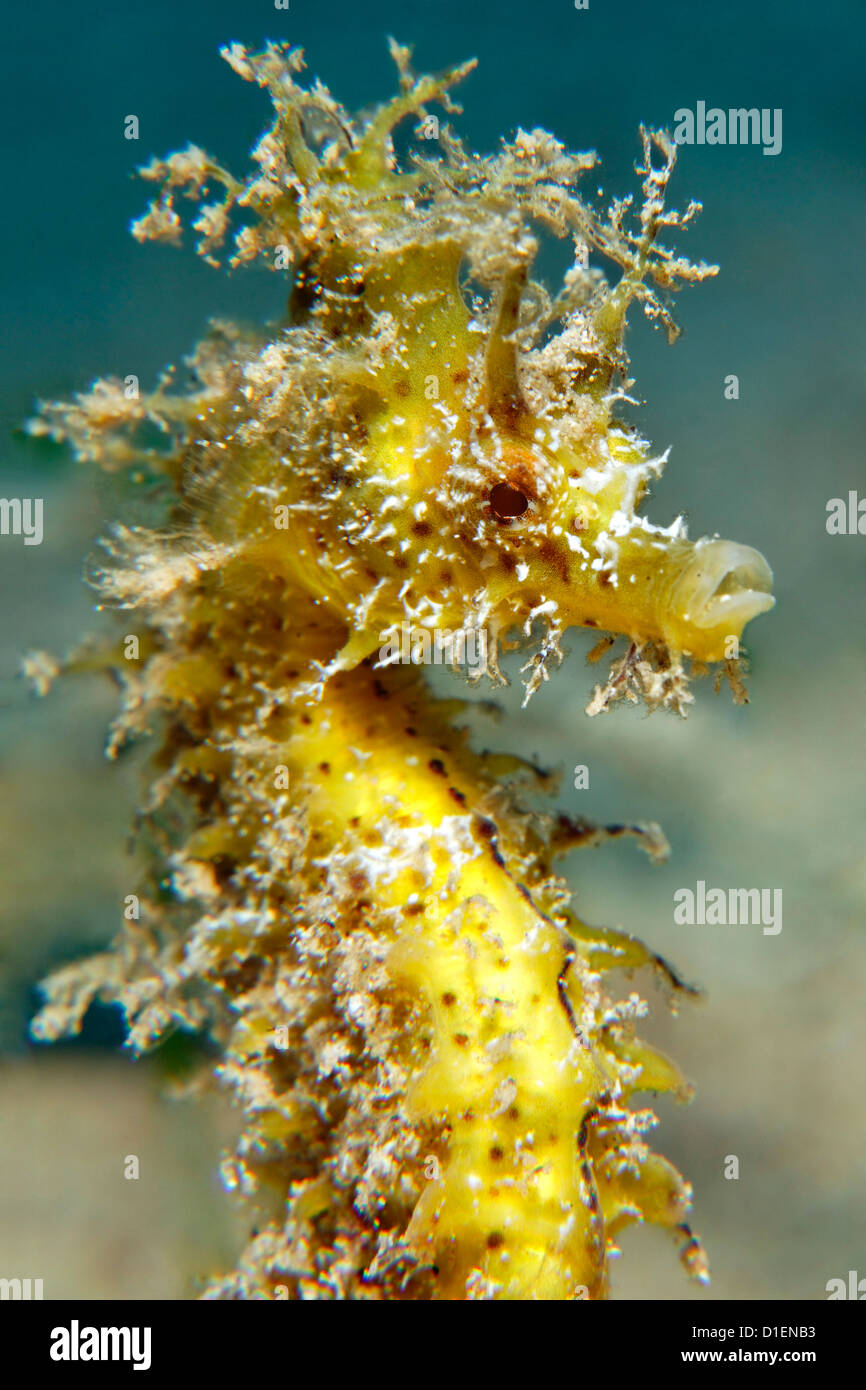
<box><xmin>27</xmin><ymin>40</ymin><xmax>774</xmax><ymax>1300</ymax></box>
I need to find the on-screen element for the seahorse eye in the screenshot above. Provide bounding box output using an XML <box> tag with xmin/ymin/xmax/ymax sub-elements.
<box><xmin>489</xmin><ymin>481</ymin><xmax>529</xmax><ymax>522</ymax></box>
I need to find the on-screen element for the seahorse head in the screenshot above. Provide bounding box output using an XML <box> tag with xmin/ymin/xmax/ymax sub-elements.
<box><xmin>210</xmin><ymin>43</ymin><xmax>773</xmax><ymax>698</ymax></box>
<box><xmin>309</xmin><ymin>333</ymin><xmax>775</xmax><ymax>688</ymax></box>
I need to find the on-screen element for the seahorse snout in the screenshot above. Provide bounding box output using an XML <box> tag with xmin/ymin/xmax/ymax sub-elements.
<box><xmin>668</xmin><ymin>538</ymin><xmax>774</xmax><ymax>650</ymax></box>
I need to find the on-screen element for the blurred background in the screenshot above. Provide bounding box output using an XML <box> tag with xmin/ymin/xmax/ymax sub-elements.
<box><xmin>1</xmin><ymin>0</ymin><xmax>863</xmax><ymax>1299</ymax></box>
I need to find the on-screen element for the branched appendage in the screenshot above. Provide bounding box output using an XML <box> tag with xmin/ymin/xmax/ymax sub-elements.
<box><xmin>586</xmin><ymin>640</ymin><xmax>696</xmax><ymax>717</ymax></box>
<box><xmin>26</xmin><ymin>40</ymin><xmax>775</xmax><ymax>1299</ymax></box>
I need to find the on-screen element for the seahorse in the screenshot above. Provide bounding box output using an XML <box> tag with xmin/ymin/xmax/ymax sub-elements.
<box><xmin>27</xmin><ymin>40</ymin><xmax>774</xmax><ymax>1300</ymax></box>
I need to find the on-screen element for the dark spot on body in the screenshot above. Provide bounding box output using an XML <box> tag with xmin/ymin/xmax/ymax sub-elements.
<box><xmin>577</xmin><ymin>1109</ymin><xmax>598</xmax><ymax>1153</ymax></box>
<box><xmin>429</xmin><ymin>758</ymin><xmax>447</xmax><ymax>777</ymax></box>
<box><xmin>489</xmin><ymin>1145</ymin><xmax>504</xmax><ymax>1162</ymax></box>
<box><xmin>411</xmin><ymin>521</ymin><xmax>432</xmax><ymax>537</ymax></box>
<box><xmin>394</xmin><ymin>379</ymin><xmax>410</xmax><ymax>398</ymax></box>
<box><xmin>453</xmin><ymin>1033</ymin><xmax>469</xmax><ymax>1047</ymax></box>
<box><xmin>223</xmin><ymin>956</ymin><xmax>263</xmax><ymax>995</ymax></box>
<box><xmin>449</xmin><ymin>786</ymin><xmax>467</xmax><ymax>806</ymax></box>
<box><xmin>539</xmin><ymin>539</ymin><xmax>568</xmax><ymax>583</ymax></box>
<box><xmin>406</xmin><ymin>901</ymin><xmax>425</xmax><ymax>916</ymax></box>
<box><xmin>487</xmin><ymin>1232</ymin><xmax>505</xmax><ymax>1250</ymax></box>
<box><xmin>441</xmin><ymin>991</ymin><xmax>457</xmax><ymax>1007</ymax></box>
<box><xmin>319</xmin><ymin>761</ymin><xmax>330</xmax><ymax>774</ymax></box>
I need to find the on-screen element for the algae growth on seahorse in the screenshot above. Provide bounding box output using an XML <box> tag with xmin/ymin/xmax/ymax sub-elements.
<box><xmin>26</xmin><ymin>39</ymin><xmax>774</xmax><ymax>1299</ymax></box>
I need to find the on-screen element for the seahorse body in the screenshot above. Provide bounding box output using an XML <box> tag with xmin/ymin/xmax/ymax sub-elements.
<box><xmin>29</xmin><ymin>40</ymin><xmax>773</xmax><ymax>1299</ymax></box>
